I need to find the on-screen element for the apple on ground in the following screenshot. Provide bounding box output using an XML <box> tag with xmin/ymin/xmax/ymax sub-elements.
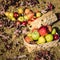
<box><xmin>32</xmin><ymin>30</ymin><xmax>40</xmax><ymax>40</ymax></box>
<box><xmin>13</xmin><ymin>12</ymin><xmax>19</xmax><ymax>18</ymax></box>
<box><xmin>18</xmin><ymin>8</ymin><xmax>23</xmax><ymax>14</ymax></box>
<box><xmin>45</xmin><ymin>34</ymin><xmax>53</xmax><ymax>42</ymax></box>
<box><xmin>22</xmin><ymin>21</ymin><xmax>27</xmax><ymax>26</ymax></box>
<box><xmin>36</xmin><ymin>12</ymin><xmax>42</xmax><ymax>17</ymax></box>
<box><xmin>28</xmin><ymin>20</ymin><xmax>32</xmax><ymax>24</ymax></box>
<box><xmin>9</xmin><ymin>12</ymin><xmax>13</xmax><ymax>19</ymax></box>
<box><xmin>11</xmin><ymin>17</ymin><xmax>16</xmax><ymax>21</ymax></box>
<box><xmin>18</xmin><ymin>16</ymin><xmax>24</xmax><ymax>22</ymax></box>
<box><xmin>27</xmin><ymin>12</ymin><xmax>34</xmax><ymax>19</ymax></box>
<box><xmin>24</xmin><ymin>15</ymin><xmax>29</xmax><ymax>21</ymax></box>
<box><xmin>37</xmin><ymin>36</ymin><xmax>45</xmax><ymax>44</ymax></box>
<box><xmin>16</xmin><ymin>21</ymin><xmax>20</xmax><ymax>26</ymax></box>
<box><xmin>24</xmin><ymin>8</ymin><xmax>30</xmax><ymax>14</ymax></box>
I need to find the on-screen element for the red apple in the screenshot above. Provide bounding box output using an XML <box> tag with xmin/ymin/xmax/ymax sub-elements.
<box><xmin>53</xmin><ymin>34</ymin><xmax>59</xmax><ymax>40</ymax></box>
<box><xmin>38</xmin><ymin>26</ymin><xmax>48</xmax><ymax>36</ymax></box>
<box><xmin>28</xmin><ymin>20</ymin><xmax>32</xmax><ymax>24</ymax></box>
<box><xmin>27</xmin><ymin>12</ymin><xmax>34</xmax><ymax>19</ymax></box>
<box><xmin>16</xmin><ymin>21</ymin><xmax>20</xmax><ymax>26</ymax></box>
<box><xmin>22</xmin><ymin>21</ymin><xmax>27</xmax><ymax>26</ymax></box>
<box><xmin>24</xmin><ymin>8</ymin><xmax>30</xmax><ymax>14</ymax></box>
<box><xmin>31</xmin><ymin>17</ymin><xmax>37</xmax><ymax>21</ymax></box>
<box><xmin>13</xmin><ymin>12</ymin><xmax>19</xmax><ymax>18</ymax></box>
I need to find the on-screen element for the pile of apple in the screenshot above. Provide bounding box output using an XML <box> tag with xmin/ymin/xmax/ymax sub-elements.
<box><xmin>5</xmin><ymin>8</ymin><xmax>42</xmax><ymax>26</ymax></box>
<box><xmin>24</xmin><ymin>25</ymin><xmax>59</xmax><ymax>44</ymax></box>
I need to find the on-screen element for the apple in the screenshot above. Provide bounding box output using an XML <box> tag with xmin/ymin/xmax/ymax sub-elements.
<box><xmin>11</xmin><ymin>17</ymin><xmax>16</xmax><ymax>21</ymax></box>
<box><xmin>25</xmin><ymin>36</ymin><xmax>32</xmax><ymax>43</ymax></box>
<box><xmin>9</xmin><ymin>12</ymin><xmax>13</xmax><ymax>18</ymax></box>
<box><xmin>16</xmin><ymin>21</ymin><xmax>20</xmax><ymax>26</ymax></box>
<box><xmin>18</xmin><ymin>8</ymin><xmax>23</xmax><ymax>14</ymax></box>
<box><xmin>27</xmin><ymin>12</ymin><xmax>34</xmax><ymax>19</ymax></box>
<box><xmin>5</xmin><ymin>12</ymin><xmax>15</xmax><ymax>20</ymax></box>
<box><xmin>28</xmin><ymin>20</ymin><xmax>32</xmax><ymax>24</ymax></box>
<box><xmin>45</xmin><ymin>34</ymin><xmax>53</xmax><ymax>42</ymax></box>
<box><xmin>38</xmin><ymin>26</ymin><xmax>48</xmax><ymax>36</ymax></box>
<box><xmin>18</xmin><ymin>16</ymin><xmax>24</xmax><ymax>22</ymax></box>
<box><xmin>36</xmin><ymin>12</ymin><xmax>42</xmax><ymax>17</ymax></box>
<box><xmin>27</xmin><ymin>32</ymin><xmax>32</xmax><ymax>37</ymax></box>
<box><xmin>37</xmin><ymin>36</ymin><xmax>45</xmax><ymax>44</ymax></box>
<box><xmin>13</xmin><ymin>12</ymin><xmax>19</xmax><ymax>18</ymax></box>
<box><xmin>51</xmin><ymin>28</ymin><xmax>56</xmax><ymax>34</ymax></box>
<box><xmin>22</xmin><ymin>21</ymin><xmax>27</xmax><ymax>26</ymax></box>
<box><xmin>25</xmin><ymin>8</ymin><xmax>30</xmax><ymax>14</ymax></box>
<box><xmin>53</xmin><ymin>34</ymin><xmax>59</xmax><ymax>40</ymax></box>
<box><xmin>31</xmin><ymin>17</ymin><xmax>37</xmax><ymax>21</ymax></box>
<box><xmin>32</xmin><ymin>30</ymin><xmax>39</xmax><ymax>40</ymax></box>
<box><xmin>24</xmin><ymin>15</ymin><xmax>29</xmax><ymax>20</ymax></box>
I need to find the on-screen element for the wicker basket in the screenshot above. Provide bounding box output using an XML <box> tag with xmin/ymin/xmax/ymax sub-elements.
<box><xmin>24</xmin><ymin>11</ymin><xmax>58</xmax><ymax>53</ymax></box>
<box><xmin>29</xmin><ymin>11</ymin><xmax>57</xmax><ymax>30</ymax></box>
<box><xmin>24</xmin><ymin>39</ymin><xmax>59</xmax><ymax>52</ymax></box>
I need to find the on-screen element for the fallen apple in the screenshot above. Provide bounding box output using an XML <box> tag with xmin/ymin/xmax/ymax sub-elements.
<box><xmin>13</xmin><ymin>12</ymin><xmax>19</xmax><ymax>18</ymax></box>
<box><xmin>36</xmin><ymin>12</ymin><xmax>42</xmax><ymax>17</ymax></box>
<box><xmin>18</xmin><ymin>8</ymin><xmax>23</xmax><ymax>14</ymax></box>
<box><xmin>18</xmin><ymin>16</ymin><xmax>24</xmax><ymax>22</ymax></box>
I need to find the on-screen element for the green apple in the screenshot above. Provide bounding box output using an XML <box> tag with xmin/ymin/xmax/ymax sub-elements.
<box><xmin>51</xmin><ymin>28</ymin><xmax>56</xmax><ymax>34</ymax></box>
<box><xmin>18</xmin><ymin>8</ymin><xmax>23</xmax><ymax>14</ymax></box>
<box><xmin>18</xmin><ymin>16</ymin><xmax>24</xmax><ymax>22</ymax></box>
<box><xmin>11</xmin><ymin>17</ymin><xmax>16</xmax><ymax>21</ymax></box>
<box><xmin>9</xmin><ymin>13</ymin><xmax>13</xmax><ymax>18</ymax></box>
<box><xmin>24</xmin><ymin>15</ymin><xmax>29</xmax><ymax>21</ymax></box>
<box><xmin>5</xmin><ymin>12</ymin><xmax>14</xmax><ymax>19</ymax></box>
<box><xmin>45</xmin><ymin>34</ymin><xmax>53</xmax><ymax>42</ymax></box>
<box><xmin>36</xmin><ymin>12</ymin><xmax>42</xmax><ymax>17</ymax></box>
<box><xmin>32</xmin><ymin>30</ymin><xmax>39</xmax><ymax>40</ymax></box>
<box><xmin>37</xmin><ymin>36</ymin><xmax>45</xmax><ymax>44</ymax></box>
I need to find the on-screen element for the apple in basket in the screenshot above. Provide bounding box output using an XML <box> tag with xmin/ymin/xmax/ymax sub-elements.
<box><xmin>24</xmin><ymin>26</ymin><xmax>59</xmax><ymax>44</ymax></box>
<box><xmin>38</xmin><ymin>26</ymin><xmax>48</xmax><ymax>36</ymax></box>
<box><xmin>45</xmin><ymin>34</ymin><xmax>53</xmax><ymax>42</ymax></box>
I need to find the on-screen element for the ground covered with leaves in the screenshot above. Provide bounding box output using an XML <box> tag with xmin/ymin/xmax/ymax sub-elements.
<box><xmin>0</xmin><ymin>0</ymin><xmax>60</xmax><ymax>60</ymax></box>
